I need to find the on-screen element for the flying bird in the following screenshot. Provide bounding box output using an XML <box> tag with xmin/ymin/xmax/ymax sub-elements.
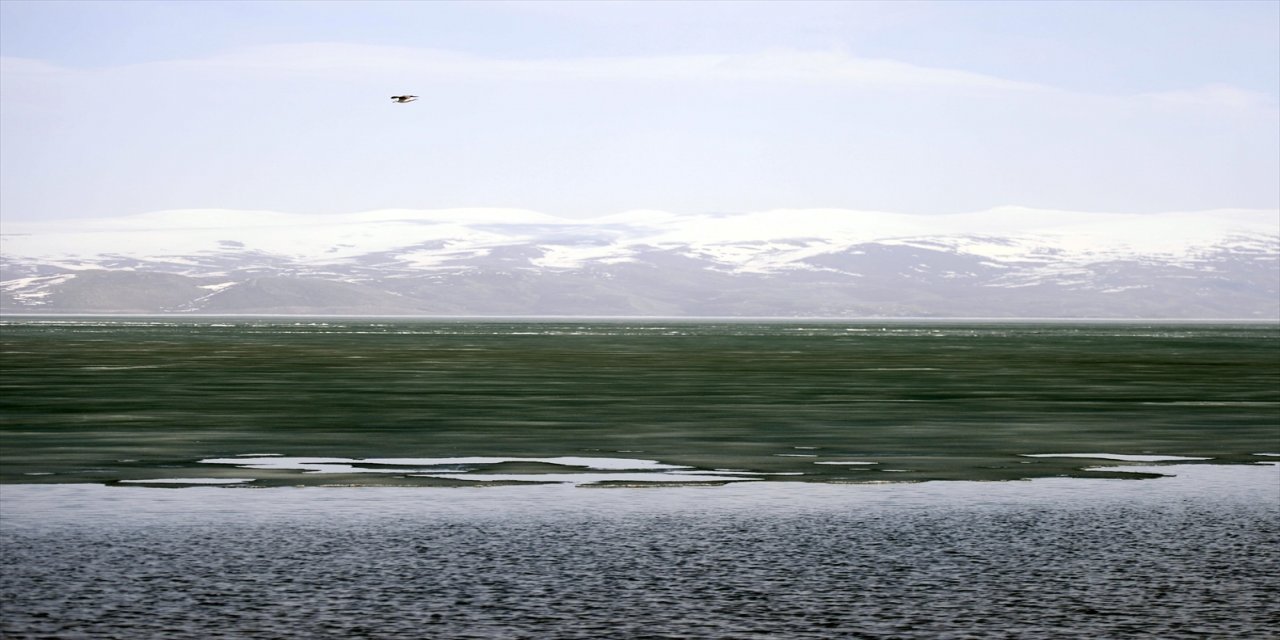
<box><xmin>391</xmin><ymin>95</ymin><xmax>418</xmax><ymax>103</ymax></box>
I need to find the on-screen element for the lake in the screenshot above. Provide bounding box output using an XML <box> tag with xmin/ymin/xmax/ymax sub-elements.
<box><xmin>1</xmin><ymin>318</ymin><xmax>1277</xmax><ymax>638</ymax></box>
<box><xmin>2</xmin><ymin>318</ymin><xmax>1277</xmax><ymax>485</ymax></box>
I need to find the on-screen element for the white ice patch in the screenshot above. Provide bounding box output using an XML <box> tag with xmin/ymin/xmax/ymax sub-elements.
<box><xmin>680</xmin><ymin>470</ymin><xmax>805</xmax><ymax>476</ymax></box>
<box><xmin>814</xmin><ymin>461</ymin><xmax>878</xmax><ymax>465</ymax></box>
<box><xmin>1022</xmin><ymin>453</ymin><xmax>1212</xmax><ymax>462</ymax></box>
<box><xmin>200</xmin><ymin>456</ymin><xmax>689</xmax><ymax>474</ymax></box>
<box><xmin>409</xmin><ymin>472</ymin><xmax>759</xmax><ymax>485</ymax></box>
<box><xmin>197</xmin><ymin>455</ymin><xmax>767</xmax><ymax>485</ymax></box>
<box><xmin>119</xmin><ymin>478</ymin><xmax>256</xmax><ymax>484</ymax></box>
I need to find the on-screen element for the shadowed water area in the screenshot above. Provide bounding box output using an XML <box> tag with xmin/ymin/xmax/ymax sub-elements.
<box><xmin>0</xmin><ymin>319</ymin><xmax>1276</xmax><ymax>485</ymax></box>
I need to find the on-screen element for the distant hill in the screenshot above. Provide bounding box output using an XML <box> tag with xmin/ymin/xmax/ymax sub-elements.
<box><xmin>2</xmin><ymin>207</ymin><xmax>1277</xmax><ymax>318</ymax></box>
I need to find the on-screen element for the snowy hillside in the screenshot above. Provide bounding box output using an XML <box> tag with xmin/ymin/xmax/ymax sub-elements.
<box><xmin>2</xmin><ymin>207</ymin><xmax>1277</xmax><ymax>318</ymax></box>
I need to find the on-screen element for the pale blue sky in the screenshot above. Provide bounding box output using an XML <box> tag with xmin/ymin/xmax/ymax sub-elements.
<box><xmin>2</xmin><ymin>0</ymin><xmax>1277</xmax><ymax>221</ymax></box>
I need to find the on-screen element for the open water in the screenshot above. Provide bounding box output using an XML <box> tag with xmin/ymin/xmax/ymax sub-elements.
<box><xmin>2</xmin><ymin>318</ymin><xmax>1277</xmax><ymax>485</ymax></box>
<box><xmin>1</xmin><ymin>318</ymin><xmax>1278</xmax><ymax>638</ymax></box>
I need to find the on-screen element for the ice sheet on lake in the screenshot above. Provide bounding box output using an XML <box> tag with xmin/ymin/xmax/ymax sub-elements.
<box><xmin>410</xmin><ymin>472</ymin><xmax>759</xmax><ymax>485</ymax></box>
<box><xmin>7</xmin><ymin>464</ymin><xmax>1275</xmax><ymax>529</ymax></box>
<box><xmin>197</xmin><ymin>455</ymin><xmax>764</xmax><ymax>485</ymax></box>
<box><xmin>200</xmin><ymin>456</ymin><xmax>689</xmax><ymax>473</ymax></box>
<box><xmin>118</xmin><ymin>478</ymin><xmax>256</xmax><ymax>485</ymax></box>
<box><xmin>1021</xmin><ymin>453</ymin><xmax>1212</xmax><ymax>462</ymax></box>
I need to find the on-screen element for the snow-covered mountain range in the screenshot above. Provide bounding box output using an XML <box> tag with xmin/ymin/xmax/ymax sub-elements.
<box><xmin>2</xmin><ymin>207</ymin><xmax>1277</xmax><ymax>318</ymax></box>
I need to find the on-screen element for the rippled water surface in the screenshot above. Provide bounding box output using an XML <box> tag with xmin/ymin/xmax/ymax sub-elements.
<box><xmin>2</xmin><ymin>465</ymin><xmax>1278</xmax><ymax>639</ymax></box>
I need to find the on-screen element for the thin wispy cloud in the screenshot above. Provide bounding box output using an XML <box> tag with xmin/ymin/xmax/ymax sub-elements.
<box><xmin>5</xmin><ymin>42</ymin><xmax>1222</xmax><ymax>96</ymax></box>
<box><xmin>1140</xmin><ymin>83</ymin><xmax>1278</xmax><ymax>112</ymax></box>
<box><xmin>190</xmin><ymin>44</ymin><xmax>1048</xmax><ymax>90</ymax></box>
<box><xmin>1</xmin><ymin>1</ymin><xmax>1275</xmax><ymax>221</ymax></box>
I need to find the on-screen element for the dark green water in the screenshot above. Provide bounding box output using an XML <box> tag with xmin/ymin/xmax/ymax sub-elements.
<box><xmin>2</xmin><ymin>318</ymin><xmax>1277</xmax><ymax>486</ymax></box>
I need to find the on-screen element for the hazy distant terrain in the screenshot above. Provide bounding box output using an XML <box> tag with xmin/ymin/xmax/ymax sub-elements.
<box><xmin>2</xmin><ymin>207</ymin><xmax>1277</xmax><ymax>318</ymax></box>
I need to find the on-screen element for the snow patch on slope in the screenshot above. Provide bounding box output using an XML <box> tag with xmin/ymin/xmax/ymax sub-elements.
<box><xmin>0</xmin><ymin>274</ymin><xmax>77</xmax><ymax>305</ymax></box>
<box><xmin>3</xmin><ymin>207</ymin><xmax>1276</xmax><ymax>286</ymax></box>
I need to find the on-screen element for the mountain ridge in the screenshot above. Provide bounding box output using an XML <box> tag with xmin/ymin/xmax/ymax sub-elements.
<box><xmin>3</xmin><ymin>207</ymin><xmax>1277</xmax><ymax>318</ymax></box>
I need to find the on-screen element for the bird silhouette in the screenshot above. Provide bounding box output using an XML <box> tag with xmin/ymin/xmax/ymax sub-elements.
<box><xmin>391</xmin><ymin>95</ymin><xmax>418</xmax><ymax>103</ymax></box>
